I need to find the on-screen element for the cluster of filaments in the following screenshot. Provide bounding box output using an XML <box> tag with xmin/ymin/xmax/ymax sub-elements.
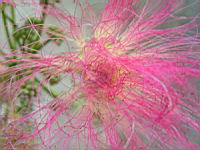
<box><xmin>77</xmin><ymin>38</ymin><xmax>129</xmax><ymax>103</ymax></box>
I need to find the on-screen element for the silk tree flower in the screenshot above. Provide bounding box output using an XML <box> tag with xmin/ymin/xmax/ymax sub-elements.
<box><xmin>1</xmin><ymin>0</ymin><xmax>200</xmax><ymax>149</ymax></box>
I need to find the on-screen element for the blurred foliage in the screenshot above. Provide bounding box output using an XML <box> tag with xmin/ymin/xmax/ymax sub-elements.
<box><xmin>47</xmin><ymin>26</ymin><xmax>65</xmax><ymax>45</ymax></box>
<box><xmin>13</xmin><ymin>17</ymin><xmax>43</xmax><ymax>53</ymax></box>
<box><xmin>0</xmin><ymin>1</ymin><xmax>62</xmax><ymax>145</ymax></box>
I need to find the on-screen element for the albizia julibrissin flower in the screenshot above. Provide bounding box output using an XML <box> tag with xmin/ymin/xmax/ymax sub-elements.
<box><xmin>1</xmin><ymin>0</ymin><xmax>200</xmax><ymax>149</ymax></box>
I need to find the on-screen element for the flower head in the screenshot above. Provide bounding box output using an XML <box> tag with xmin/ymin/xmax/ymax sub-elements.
<box><xmin>1</xmin><ymin>0</ymin><xmax>200</xmax><ymax>149</ymax></box>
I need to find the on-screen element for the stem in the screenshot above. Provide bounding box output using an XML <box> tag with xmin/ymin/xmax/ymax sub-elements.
<box><xmin>10</xmin><ymin>5</ymin><xmax>17</xmax><ymax>48</ymax></box>
<box><xmin>10</xmin><ymin>5</ymin><xmax>16</xmax><ymax>30</ymax></box>
<box><xmin>2</xmin><ymin>8</ymin><xmax>14</xmax><ymax>49</ymax></box>
<box><xmin>38</xmin><ymin>0</ymin><xmax>49</xmax><ymax>35</ymax></box>
<box><xmin>41</xmin><ymin>0</ymin><xmax>49</xmax><ymax>21</ymax></box>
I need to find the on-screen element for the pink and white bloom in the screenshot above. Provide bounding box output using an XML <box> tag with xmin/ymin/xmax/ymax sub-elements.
<box><xmin>1</xmin><ymin>0</ymin><xmax>200</xmax><ymax>149</ymax></box>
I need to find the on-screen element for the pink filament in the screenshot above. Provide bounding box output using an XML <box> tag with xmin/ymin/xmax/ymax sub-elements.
<box><xmin>1</xmin><ymin>0</ymin><xmax>200</xmax><ymax>149</ymax></box>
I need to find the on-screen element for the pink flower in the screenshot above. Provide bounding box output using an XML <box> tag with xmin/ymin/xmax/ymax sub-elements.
<box><xmin>1</xmin><ymin>0</ymin><xmax>200</xmax><ymax>149</ymax></box>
